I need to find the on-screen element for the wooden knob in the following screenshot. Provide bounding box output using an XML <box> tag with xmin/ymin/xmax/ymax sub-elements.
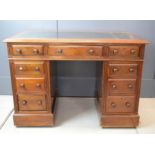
<box><xmin>111</xmin><ymin>102</ymin><xmax>116</xmax><ymax>108</ymax></box>
<box><xmin>37</xmin><ymin>100</ymin><xmax>42</xmax><ymax>105</ymax></box>
<box><xmin>113</xmin><ymin>49</ymin><xmax>118</xmax><ymax>55</ymax></box>
<box><xmin>19</xmin><ymin>66</ymin><xmax>23</xmax><ymax>71</ymax></box>
<box><xmin>130</xmin><ymin>49</ymin><xmax>136</xmax><ymax>55</ymax></box>
<box><xmin>129</xmin><ymin>68</ymin><xmax>134</xmax><ymax>72</ymax></box>
<box><xmin>113</xmin><ymin>68</ymin><xmax>119</xmax><ymax>72</ymax></box>
<box><xmin>88</xmin><ymin>49</ymin><xmax>94</xmax><ymax>55</ymax></box>
<box><xmin>57</xmin><ymin>49</ymin><xmax>63</xmax><ymax>54</ymax></box>
<box><xmin>112</xmin><ymin>84</ymin><xmax>117</xmax><ymax>89</ymax></box>
<box><xmin>125</xmin><ymin>102</ymin><xmax>131</xmax><ymax>107</ymax></box>
<box><xmin>128</xmin><ymin>84</ymin><xmax>133</xmax><ymax>89</ymax></box>
<box><xmin>35</xmin><ymin>66</ymin><xmax>40</xmax><ymax>71</ymax></box>
<box><xmin>16</xmin><ymin>48</ymin><xmax>22</xmax><ymax>54</ymax></box>
<box><xmin>33</xmin><ymin>49</ymin><xmax>39</xmax><ymax>55</ymax></box>
<box><xmin>36</xmin><ymin>83</ymin><xmax>41</xmax><ymax>88</ymax></box>
<box><xmin>20</xmin><ymin>83</ymin><xmax>25</xmax><ymax>88</ymax></box>
<box><xmin>22</xmin><ymin>100</ymin><xmax>27</xmax><ymax>105</ymax></box>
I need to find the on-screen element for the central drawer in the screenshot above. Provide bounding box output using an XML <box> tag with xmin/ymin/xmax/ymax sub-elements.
<box><xmin>47</xmin><ymin>46</ymin><xmax>102</xmax><ymax>57</ymax></box>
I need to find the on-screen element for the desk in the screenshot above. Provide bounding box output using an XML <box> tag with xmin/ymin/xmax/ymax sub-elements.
<box><xmin>4</xmin><ymin>31</ymin><xmax>148</xmax><ymax>127</ymax></box>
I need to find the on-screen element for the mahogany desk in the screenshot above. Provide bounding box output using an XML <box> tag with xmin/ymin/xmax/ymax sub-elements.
<box><xmin>4</xmin><ymin>31</ymin><xmax>148</xmax><ymax>127</ymax></box>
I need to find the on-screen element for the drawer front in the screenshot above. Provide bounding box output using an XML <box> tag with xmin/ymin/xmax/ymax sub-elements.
<box><xmin>18</xmin><ymin>94</ymin><xmax>47</xmax><ymax>111</ymax></box>
<box><xmin>108</xmin><ymin>79</ymin><xmax>136</xmax><ymax>95</ymax></box>
<box><xmin>108</xmin><ymin>63</ymin><xmax>138</xmax><ymax>79</ymax></box>
<box><xmin>107</xmin><ymin>46</ymin><xmax>140</xmax><ymax>58</ymax></box>
<box><xmin>16</xmin><ymin>78</ymin><xmax>45</xmax><ymax>93</ymax></box>
<box><xmin>106</xmin><ymin>96</ymin><xmax>135</xmax><ymax>113</ymax></box>
<box><xmin>11</xmin><ymin>45</ymin><xmax>44</xmax><ymax>56</ymax></box>
<box><xmin>13</xmin><ymin>61</ymin><xmax>45</xmax><ymax>76</ymax></box>
<box><xmin>48</xmin><ymin>46</ymin><xmax>102</xmax><ymax>57</ymax></box>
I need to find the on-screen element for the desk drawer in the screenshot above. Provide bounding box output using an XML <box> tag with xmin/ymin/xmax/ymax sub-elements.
<box><xmin>16</xmin><ymin>78</ymin><xmax>45</xmax><ymax>93</ymax></box>
<box><xmin>47</xmin><ymin>46</ymin><xmax>102</xmax><ymax>57</ymax></box>
<box><xmin>13</xmin><ymin>61</ymin><xmax>45</xmax><ymax>76</ymax></box>
<box><xmin>108</xmin><ymin>79</ymin><xmax>136</xmax><ymax>95</ymax></box>
<box><xmin>18</xmin><ymin>94</ymin><xmax>47</xmax><ymax>111</ymax></box>
<box><xmin>108</xmin><ymin>63</ymin><xmax>138</xmax><ymax>79</ymax></box>
<box><xmin>11</xmin><ymin>45</ymin><xmax>44</xmax><ymax>56</ymax></box>
<box><xmin>107</xmin><ymin>46</ymin><xmax>140</xmax><ymax>58</ymax></box>
<box><xmin>106</xmin><ymin>96</ymin><xmax>135</xmax><ymax>113</ymax></box>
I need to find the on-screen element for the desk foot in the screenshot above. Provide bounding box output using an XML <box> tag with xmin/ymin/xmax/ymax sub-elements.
<box><xmin>100</xmin><ymin>114</ymin><xmax>139</xmax><ymax>128</ymax></box>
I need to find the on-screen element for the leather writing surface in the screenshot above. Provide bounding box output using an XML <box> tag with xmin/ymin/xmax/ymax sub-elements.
<box><xmin>4</xmin><ymin>31</ymin><xmax>148</xmax><ymax>44</ymax></box>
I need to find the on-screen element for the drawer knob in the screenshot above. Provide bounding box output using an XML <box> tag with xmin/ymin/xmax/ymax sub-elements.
<box><xmin>112</xmin><ymin>84</ymin><xmax>117</xmax><ymax>89</ymax></box>
<box><xmin>88</xmin><ymin>49</ymin><xmax>95</xmax><ymax>55</ymax></box>
<box><xmin>36</xmin><ymin>83</ymin><xmax>41</xmax><ymax>88</ymax></box>
<box><xmin>128</xmin><ymin>84</ymin><xmax>133</xmax><ymax>89</ymax></box>
<box><xmin>33</xmin><ymin>49</ymin><xmax>39</xmax><ymax>55</ymax></box>
<box><xmin>130</xmin><ymin>49</ymin><xmax>136</xmax><ymax>55</ymax></box>
<box><xmin>113</xmin><ymin>68</ymin><xmax>119</xmax><ymax>72</ymax></box>
<box><xmin>113</xmin><ymin>49</ymin><xmax>118</xmax><ymax>55</ymax></box>
<box><xmin>56</xmin><ymin>49</ymin><xmax>63</xmax><ymax>54</ymax></box>
<box><xmin>129</xmin><ymin>68</ymin><xmax>134</xmax><ymax>72</ymax></box>
<box><xmin>20</xmin><ymin>83</ymin><xmax>25</xmax><ymax>88</ymax></box>
<box><xmin>22</xmin><ymin>100</ymin><xmax>27</xmax><ymax>105</ymax></box>
<box><xmin>19</xmin><ymin>66</ymin><xmax>23</xmax><ymax>71</ymax></box>
<box><xmin>35</xmin><ymin>66</ymin><xmax>40</xmax><ymax>71</ymax></box>
<box><xmin>16</xmin><ymin>49</ymin><xmax>22</xmax><ymax>54</ymax></box>
<box><xmin>37</xmin><ymin>100</ymin><xmax>42</xmax><ymax>105</ymax></box>
<box><xmin>125</xmin><ymin>102</ymin><xmax>131</xmax><ymax>107</ymax></box>
<box><xmin>111</xmin><ymin>102</ymin><xmax>116</xmax><ymax>108</ymax></box>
